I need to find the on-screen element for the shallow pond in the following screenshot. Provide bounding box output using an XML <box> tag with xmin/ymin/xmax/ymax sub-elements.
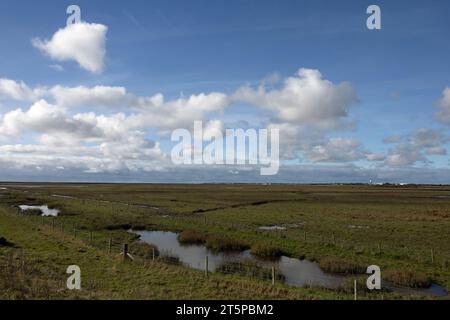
<box><xmin>136</xmin><ymin>231</ymin><xmax>346</xmax><ymax>288</ymax></box>
<box><xmin>19</xmin><ymin>205</ymin><xmax>59</xmax><ymax>217</ymax></box>
<box><xmin>259</xmin><ymin>226</ymin><xmax>287</xmax><ymax>231</ymax></box>
<box><xmin>135</xmin><ymin>230</ymin><xmax>448</xmax><ymax>297</ymax></box>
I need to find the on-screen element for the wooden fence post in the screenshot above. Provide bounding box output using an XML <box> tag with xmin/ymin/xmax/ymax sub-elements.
<box><xmin>108</xmin><ymin>238</ymin><xmax>112</xmax><ymax>254</ymax></box>
<box><xmin>431</xmin><ymin>248</ymin><xmax>435</xmax><ymax>264</ymax></box>
<box><xmin>205</xmin><ymin>256</ymin><xmax>209</xmax><ymax>278</ymax></box>
<box><xmin>152</xmin><ymin>248</ymin><xmax>155</xmax><ymax>262</ymax></box>
<box><xmin>123</xmin><ymin>244</ymin><xmax>129</xmax><ymax>261</ymax></box>
<box><xmin>354</xmin><ymin>279</ymin><xmax>358</xmax><ymax>301</ymax></box>
<box><xmin>90</xmin><ymin>232</ymin><xmax>93</xmax><ymax>244</ymax></box>
<box><xmin>272</xmin><ymin>266</ymin><xmax>275</xmax><ymax>286</ymax></box>
<box><xmin>52</xmin><ymin>218</ymin><xmax>55</xmax><ymax>229</ymax></box>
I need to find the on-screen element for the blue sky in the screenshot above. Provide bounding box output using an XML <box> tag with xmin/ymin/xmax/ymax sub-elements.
<box><xmin>0</xmin><ymin>0</ymin><xmax>449</xmax><ymax>183</ymax></box>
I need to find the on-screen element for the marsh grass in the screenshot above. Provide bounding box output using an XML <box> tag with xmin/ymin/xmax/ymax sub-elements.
<box><xmin>129</xmin><ymin>242</ymin><xmax>159</xmax><ymax>260</ymax></box>
<box><xmin>178</xmin><ymin>230</ymin><xmax>207</xmax><ymax>245</ymax></box>
<box><xmin>319</xmin><ymin>257</ymin><xmax>366</xmax><ymax>275</ymax></box>
<box><xmin>205</xmin><ymin>234</ymin><xmax>250</xmax><ymax>252</ymax></box>
<box><xmin>0</xmin><ymin>253</ymin><xmax>53</xmax><ymax>299</ymax></box>
<box><xmin>1</xmin><ymin>183</ymin><xmax>449</xmax><ymax>299</ymax></box>
<box><xmin>217</xmin><ymin>259</ymin><xmax>285</xmax><ymax>282</ymax></box>
<box><xmin>384</xmin><ymin>270</ymin><xmax>431</xmax><ymax>288</ymax></box>
<box><xmin>251</xmin><ymin>243</ymin><xmax>284</xmax><ymax>259</ymax></box>
<box><xmin>158</xmin><ymin>251</ymin><xmax>182</xmax><ymax>265</ymax></box>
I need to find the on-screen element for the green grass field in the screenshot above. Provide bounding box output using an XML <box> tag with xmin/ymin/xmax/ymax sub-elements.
<box><xmin>0</xmin><ymin>183</ymin><xmax>449</xmax><ymax>300</ymax></box>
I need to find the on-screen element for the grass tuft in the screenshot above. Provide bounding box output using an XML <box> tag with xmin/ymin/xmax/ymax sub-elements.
<box><xmin>217</xmin><ymin>259</ymin><xmax>285</xmax><ymax>282</ymax></box>
<box><xmin>178</xmin><ymin>230</ymin><xmax>207</xmax><ymax>245</ymax></box>
<box><xmin>384</xmin><ymin>270</ymin><xmax>431</xmax><ymax>288</ymax></box>
<box><xmin>251</xmin><ymin>243</ymin><xmax>284</xmax><ymax>259</ymax></box>
<box><xmin>205</xmin><ymin>234</ymin><xmax>249</xmax><ymax>252</ymax></box>
<box><xmin>319</xmin><ymin>257</ymin><xmax>366</xmax><ymax>275</ymax></box>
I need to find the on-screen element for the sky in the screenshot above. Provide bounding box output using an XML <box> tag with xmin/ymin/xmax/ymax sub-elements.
<box><xmin>0</xmin><ymin>0</ymin><xmax>449</xmax><ymax>183</ymax></box>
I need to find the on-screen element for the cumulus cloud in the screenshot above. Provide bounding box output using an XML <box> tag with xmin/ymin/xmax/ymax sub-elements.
<box><xmin>3</xmin><ymin>67</ymin><xmax>445</xmax><ymax>180</ymax></box>
<box><xmin>234</xmin><ymin>68</ymin><xmax>357</xmax><ymax>129</ymax></box>
<box><xmin>49</xmin><ymin>85</ymin><xmax>128</xmax><ymax>108</ymax></box>
<box><xmin>0</xmin><ymin>99</ymin><xmax>142</xmax><ymax>144</ymax></box>
<box><xmin>426</xmin><ymin>146</ymin><xmax>447</xmax><ymax>156</ymax></box>
<box><xmin>384</xmin><ymin>128</ymin><xmax>448</xmax><ymax>167</ymax></box>
<box><xmin>366</xmin><ymin>153</ymin><xmax>386</xmax><ymax>161</ymax></box>
<box><xmin>385</xmin><ymin>144</ymin><xmax>425</xmax><ymax>167</ymax></box>
<box><xmin>32</xmin><ymin>22</ymin><xmax>108</xmax><ymax>74</ymax></box>
<box><xmin>0</xmin><ymin>99</ymin><xmax>165</xmax><ymax>173</ymax></box>
<box><xmin>435</xmin><ymin>87</ymin><xmax>450</xmax><ymax>125</ymax></box>
<box><xmin>409</xmin><ymin>128</ymin><xmax>447</xmax><ymax>148</ymax></box>
<box><xmin>0</xmin><ymin>78</ymin><xmax>45</xmax><ymax>101</ymax></box>
<box><xmin>305</xmin><ymin>137</ymin><xmax>367</xmax><ymax>163</ymax></box>
<box><xmin>383</xmin><ymin>135</ymin><xmax>402</xmax><ymax>144</ymax></box>
<box><xmin>134</xmin><ymin>92</ymin><xmax>231</xmax><ymax>132</ymax></box>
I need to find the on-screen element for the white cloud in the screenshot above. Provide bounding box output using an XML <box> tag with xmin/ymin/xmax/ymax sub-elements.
<box><xmin>409</xmin><ymin>128</ymin><xmax>447</xmax><ymax>148</ymax></box>
<box><xmin>435</xmin><ymin>87</ymin><xmax>450</xmax><ymax>125</ymax></box>
<box><xmin>0</xmin><ymin>78</ymin><xmax>45</xmax><ymax>101</ymax></box>
<box><xmin>383</xmin><ymin>135</ymin><xmax>402</xmax><ymax>144</ymax></box>
<box><xmin>306</xmin><ymin>137</ymin><xmax>366</xmax><ymax>163</ymax></box>
<box><xmin>234</xmin><ymin>68</ymin><xmax>357</xmax><ymax>129</ymax></box>
<box><xmin>385</xmin><ymin>144</ymin><xmax>425</xmax><ymax>167</ymax></box>
<box><xmin>134</xmin><ymin>92</ymin><xmax>231</xmax><ymax>132</ymax></box>
<box><xmin>50</xmin><ymin>85</ymin><xmax>128</xmax><ymax>107</ymax></box>
<box><xmin>426</xmin><ymin>146</ymin><xmax>447</xmax><ymax>156</ymax></box>
<box><xmin>4</xmin><ymin>67</ymin><xmax>446</xmax><ymax>179</ymax></box>
<box><xmin>0</xmin><ymin>99</ymin><xmax>143</xmax><ymax>145</ymax></box>
<box><xmin>366</xmin><ymin>153</ymin><xmax>386</xmax><ymax>161</ymax></box>
<box><xmin>384</xmin><ymin>128</ymin><xmax>448</xmax><ymax>167</ymax></box>
<box><xmin>32</xmin><ymin>22</ymin><xmax>108</xmax><ymax>74</ymax></box>
<box><xmin>0</xmin><ymin>99</ymin><xmax>165</xmax><ymax>174</ymax></box>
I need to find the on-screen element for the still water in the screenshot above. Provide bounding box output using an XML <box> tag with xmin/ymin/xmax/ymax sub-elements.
<box><xmin>19</xmin><ymin>205</ymin><xmax>59</xmax><ymax>217</ymax></box>
<box><xmin>135</xmin><ymin>230</ymin><xmax>448</xmax><ymax>297</ymax></box>
<box><xmin>136</xmin><ymin>230</ymin><xmax>346</xmax><ymax>288</ymax></box>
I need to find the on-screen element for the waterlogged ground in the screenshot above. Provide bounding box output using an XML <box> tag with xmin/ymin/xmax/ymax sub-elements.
<box><xmin>0</xmin><ymin>183</ymin><xmax>449</xmax><ymax>300</ymax></box>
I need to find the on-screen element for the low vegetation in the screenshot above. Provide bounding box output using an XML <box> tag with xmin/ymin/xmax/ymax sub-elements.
<box><xmin>251</xmin><ymin>243</ymin><xmax>284</xmax><ymax>259</ymax></box>
<box><xmin>319</xmin><ymin>257</ymin><xmax>367</xmax><ymax>275</ymax></box>
<box><xmin>205</xmin><ymin>235</ymin><xmax>250</xmax><ymax>252</ymax></box>
<box><xmin>1</xmin><ymin>183</ymin><xmax>449</xmax><ymax>299</ymax></box>
<box><xmin>178</xmin><ymin>230</ymin><xmax>207</xmax><ymax>245</ymax></box>
<box><xmin>216</xmin><ymin>259</ymin><xmax>285</xmax><ymax>282</ymax></box>
<box><xmin>384</xmin><ymin>270</ymin><xmax>431</xmax><ymax>288</ymax></box>
<box><xmin>129</xmin><ymin>242</ymin><xmax>159</xmax><ymax>260</ymax></box>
